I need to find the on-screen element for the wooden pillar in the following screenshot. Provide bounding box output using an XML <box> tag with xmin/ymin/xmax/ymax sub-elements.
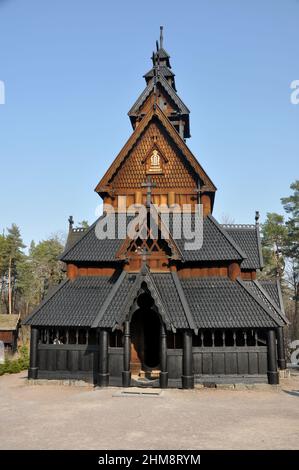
<box><xmin>182</xmin><ymin>330</ymin><xmax>194</xmax><ymax>389</ymax></box>
<box><xmin>98</xmin><ymin>329</ymin><xmax>109</xmax><ymax>387</ymax></box>
<box><xmin>135</xmin><ymin>191</ymin><xmax>142</xmax><ymax>205</ymax></box>
<box><xmin>228</xmin><ymin>262</ymin><xmax>241</xmax><ymax>281</ymax></box>
<box><xmin>168</xmin><ymin>191</ymin><xmax>176</xmax><ymax>207</ymax></box>
<box><xmin>122</xmin><ymin>321</ymin><xmax>131</xmax><ymax>387</ymax></box>
<box><xmin>201</xmin><ymin>193</ymin><xmax>211</xmax><ymax>216</ymax></box>
<box><xmin>276</xmin><ymin>327</ymin><xmax>286</xmax><ymax>370</ymax></box>
<box><xmin>159</xmin><ymin>324</ymin><xmax>168</xmax><ymax>388</ymax></box>
<box><xmin>267</xmin><ymin>329</ymin><xmax>279</xmax><ymax>384</ymax></box>
<box><xmin>28</xmin><ymin>327</ymin><xmax>39</xmax><ymax>379</ymax></box>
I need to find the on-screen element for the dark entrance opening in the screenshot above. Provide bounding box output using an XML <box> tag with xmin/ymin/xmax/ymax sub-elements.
<box><xmin>130</xmin><ymin>292</ymin><xmax>161</xmax><ymax>374</ymax></box>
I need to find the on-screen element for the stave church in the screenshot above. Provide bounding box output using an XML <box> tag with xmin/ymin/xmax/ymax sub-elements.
<box><xmin>24</xmin><ymin>28</ymin><xmax>288</xmax><ymax>388</ymax></box>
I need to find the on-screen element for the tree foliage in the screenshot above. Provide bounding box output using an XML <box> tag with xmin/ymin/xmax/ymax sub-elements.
<box><xmin>0</xmin><ymin>227</ymin><xmax>65</xmax><ymax>318</ymax></box>
<box><xmin>261</xmin><ymin>181</ymin><xmax>299</xmax><ymax>339</ymax></box>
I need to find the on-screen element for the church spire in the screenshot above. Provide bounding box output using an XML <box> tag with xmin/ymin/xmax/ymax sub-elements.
<box><xmin>160</xmin><ymin>25</ymin><xmax>164</xmax><ymax>49</ymax></box>
<box><xmin>143</xmin><ymin>26</ymin><xmax>175</xmax><ymax>90</ymax></box>
<box><xmin>128</xmin><ymin>27</ymin><xmax>191</xmax><ymax>139</ymax></box>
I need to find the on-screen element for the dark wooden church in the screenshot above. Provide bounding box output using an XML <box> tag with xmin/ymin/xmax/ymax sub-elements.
<box><xmin>24</xmin><ymin>28</ymin><xmax>288</xmax><ymax>388</ymax></box>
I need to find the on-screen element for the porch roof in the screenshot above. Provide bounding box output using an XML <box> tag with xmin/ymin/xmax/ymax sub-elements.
<box><xmin>23</xmin><ymin>272</ymin><xmax>285</xmax><ymax>331</ymax></box>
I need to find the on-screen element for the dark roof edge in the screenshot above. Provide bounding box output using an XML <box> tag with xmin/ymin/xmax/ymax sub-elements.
<box><xmin>236</xmin><ymin>278</ymin><xmax>284</xmax><ymax>327</ymax></box>
<box><xmin>276</xmin><ymin>278</ymin><xmax>286</xmax><ymax>315</ymax></box>
<box><xmin>144</xmin><ymin>271</ymin><xmax>175</xmax><ymax>331</ymax></box>
<box><xmin>208</xmin><ymin>215</ymin><xmax>248</xmax><ymax>260</ymax></box>
<box><xmin>256</xmin><ymin>224</ymin><xmax>264</xmax><ymax>269</ymax></box>
<box><xmin>22</xmin><ymin>279</ymin><xmax>70</xmax><ymax>325</ymax></box>
<box><xmin>60</xmin><ymin>218</ymin><xmax>100</xmax><ymax>261</ymax></box>
<box><xmin>128</xmin><ymin>74</ymin><xmax>190</xmax><ymax>116</ymax></box>
<box><xmin>253</xmin><ymin>280</ymin><xmax>288</xmax><ymax>324</ymax></box>
<box><xmin>91</xmin><ymin>271</ymin><xmax>127</xmax><ymax>328</ymax></box>
<box><xmin>170</xmin><ymin>271</ymin><xmax>198</xmax><ymax>333</ymax></box>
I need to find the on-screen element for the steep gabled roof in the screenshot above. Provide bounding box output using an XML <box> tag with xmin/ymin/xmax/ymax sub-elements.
<box><xmin>60</xmin><ymin>212</ymin><xmax>249</xmax><ymax>264</ymax></box>
<box><xmin>128</xmin><ymin>75</ymin><xmax>189</xmax><ymax>117</ymax></box>
<box><xmin>64</xmin><ymin>227</ymin><xmax>87</xmax><ymax>252</ymax></box>
<box><xmin>143</xmin><ymin>65</ymin><xmax>175</xmax><ymax>80</ymax></box>
<box><xmin>244</xmin><ymin>279</ymin><xmax>288</xmax><ymax>325</ymax></box>
<box><xmin>22</xmin><ymin>277</ymin><xmax>114</xmax><ymax>327</ymax></box>
<box><xmin>171</xmin><ymin>214</ymin><xmax>247</xmax><ymax>262</ymax></box>
<box><xmin>92</xmin><ymin>268</ymin><xmax>194</xmax><ymax>331</ymax></box>
<box><xmin>95</xmin><ymin>104</ymin><xmax>216</xmax><ymax>194</ymax></box>
<box><xmin>222</xmin><ymin>224</ymin><xmax>264</xmax><ymax>270</ymax></box>
<box><xmin>60</xmin><ymin>216</ymin><xmax>125</xmax><ymax>263</ymax></box>
<box><xmin>259</xmin><ymin>279</ymin><xmax>285</xmax><ymax>313</ymax></box>
<box><xmin>180</xmin><ymin>277</ymin><xmax>284</xmax><ymax>329</ymax></box>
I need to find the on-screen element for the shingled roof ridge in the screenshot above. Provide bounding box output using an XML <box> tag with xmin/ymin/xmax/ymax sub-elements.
<box><xmin>128</xmin><ymin>73</ymin><xmax>189</xmax><ymax>117</ymax></box>
<box><xmin>96</xmin><ymin>104</ymin><xmax>216</xmax><ymax>193</ymax></box>
<box><xmin>91</xmin><ymin>271</ymin><xmax>127</xmax><ymax>328</ymax></box>
<box><xmin>142</xmin><ymin>270</ymin><xmax>175</xmax><ymax>330</ymax></box>
<box><xmin>143</xmin><ymin>65</ymin><xmax>175</xmax><ymax>78</ymax></box>
<box><xmin>222</xmin><ymin>224</ymin><xmax>256</xmax><ymax>229</ymax></box>
<box><xmin>208</xmin><ymin>215</ymin><xmax>248</xmax><ymax>260</ymax></box>
<box><xmin>252</xmin><ymin>280</ymin><xmax>288</xmax><ymax>324</ymax></box>
<box><xmin>236</xmin><ymin>278</ymin><xmax>285</xmax><ymax>326</ymax></box>
<box><xmin>111</xmin><ymin>268</ymin><xmax>174</xmax><ymax>331</ymax></box>
<box><xmin>60</xmin><ymin>217</ymin><xmax>101</xmax><ymax>261</ymax></box>
<box><xmin>23</xmin><ymin>279</ymin><xmax>70</xmax><ymax>325</ymax></box>
<box><xmin>170</xmin><ymin>271</ymin><xmax>197</xmax><ymax>333</ymax></box>
<box><xmin>255</xmin><ymin>221</ymin><xmax>264</xmax><ymax>268</ymax></box>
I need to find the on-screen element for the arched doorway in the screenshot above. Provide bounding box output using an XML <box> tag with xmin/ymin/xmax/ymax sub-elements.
<box><xmin>130</xmin><ymin>292</ymin><xmax>161</xmax><ymax>376</ymax></box>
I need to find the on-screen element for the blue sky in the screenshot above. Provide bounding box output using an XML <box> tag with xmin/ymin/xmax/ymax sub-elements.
<box><xmin>0</xmin><ymin>0</ymin><xmax>298</xmax><ymax>247</ymax></box>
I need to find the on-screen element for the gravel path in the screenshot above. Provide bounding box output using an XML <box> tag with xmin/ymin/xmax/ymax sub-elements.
<box><xmin>0</xmin><ymin>371</ymin><xmax>299</xmax><ymax>449</ymax></box>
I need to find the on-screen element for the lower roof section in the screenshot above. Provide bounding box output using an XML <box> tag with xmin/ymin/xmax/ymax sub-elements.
<box><xmin>179</xmin><ymin>277</ymin><xmax>285</xmax><ymax>329</ymax></box>
<box><xmin>23</xmin><ymin>273</ymin><xmax>286</xmax><ymax>330</ymax></box>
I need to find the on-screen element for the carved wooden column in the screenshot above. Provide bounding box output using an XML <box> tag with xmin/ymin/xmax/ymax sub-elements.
<box><xmin>28</xmin><ymin>327</ymin><xmax>39</xmax><ymax>379</ymax></box>
<box><xmin>267</xmin><ymin>329</ymin><xmax>279</xmax><ymax>385</ymax></box>
<box><xmin>276</xmin><ymin>327</ymin><xmax>286</xmax><ymax>370</ymax></box>
<box><xmin>98</xmin><ymin>329</ymin><xmax>109</xmax><ymax>387</ymax></box>
<box><xmin>122</xmin><ymin>321</ymin><xmax>131</xmax><ymax>387</ymax></box>
<box><xmin>182</xmin><ymin>330</ymin><xmax>194</xmax><ymax>389</ymax></box>
<box><xmin>159</xmin><ymin>324</ymin><xmax>168</xmax><ymax>388</ymax></box>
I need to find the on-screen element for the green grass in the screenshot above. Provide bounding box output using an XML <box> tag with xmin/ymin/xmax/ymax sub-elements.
<box><xmin>0</xmin><ymin>346</ymin><xmax>29</xmax><ymax>376</ymax></box>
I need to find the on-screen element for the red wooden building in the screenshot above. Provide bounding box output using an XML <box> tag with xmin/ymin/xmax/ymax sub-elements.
<box><xmin>24</xmin><ymin>28</ymin><xmax>287</xmax><ymax>388</ymax></box>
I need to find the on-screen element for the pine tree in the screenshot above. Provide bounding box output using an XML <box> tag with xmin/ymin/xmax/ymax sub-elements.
<box><xmin>281</xmin><ymin>181</ymin><xmax>299</xmax><ymax>339</ymax></box>
<box><xmin>4</xmin><ymin>224</ymin><xmax>26</xmax><ymax>314</ymax></box>
<box><xmin>261</xmin><ymin>213</ymin><xmax>288</xmax><ymax>283</ymax></box>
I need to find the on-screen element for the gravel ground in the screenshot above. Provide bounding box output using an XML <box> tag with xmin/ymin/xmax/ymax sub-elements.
<box><xmin>0</xmin><ymin>371</ymin><xmax>299</xmax><ymax>450</ymax></box>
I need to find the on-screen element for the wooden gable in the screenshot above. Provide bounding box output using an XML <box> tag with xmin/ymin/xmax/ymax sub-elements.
<box><xmin>95</xmin><ymin>105</ymin><xmax>216</xmax><ymax>196</ymax></box>
<box><xmin>112</xmin><ymin>120</ymin><xmax>197</xmax><ymax>191</ymax></box>
<box><xmin>137</xmin><ymin>83</ymin><xmax>180</xmax><ymax>120</ymax></box>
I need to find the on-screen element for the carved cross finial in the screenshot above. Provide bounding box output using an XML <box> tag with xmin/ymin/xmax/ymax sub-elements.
<box><xmin>141</xmin><ymin>175</ymin><xmax>156</xmax><ymax>209</ymax></box>
<box><xmin>255</xmin><ymin>211</ymin><xmax>260</xmax><ymax>225</ymax></box>
<box><xmin>160</xmin><ymin>26</ymin><xmax>164</xmax><ymax>49</ymax></box>
<box><xmin>68</xmin><ymin>215</ymin><xmax>74</xmax><ymax>230</ymax></box>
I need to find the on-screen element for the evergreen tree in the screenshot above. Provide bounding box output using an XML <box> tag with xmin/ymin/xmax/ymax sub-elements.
<box><xmin>261</xmin><ymin>213</ymin><xmax>288</xmax><ymax>283</ymax></box>
<box><xmin>29</xmin><ymin>236</ymin><xmax>65</xmax><ymax>303</ymax></box>
<box><xmin>4</xmin><ymin>224</ymin><xmax>26</xmax><ymax>314</ymax></box>
<box><xmin>281</xmin><ymin>181</ymin><xmax>299</xmax><ymax>339</ymax></box>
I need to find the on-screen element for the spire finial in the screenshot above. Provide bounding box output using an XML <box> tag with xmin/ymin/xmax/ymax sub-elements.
<box><xmin>68</xmin><ymin>215</ymin><xmax>74</xmax><ymax>231</ymax></box>
<box><xmin>255</xmin><ymin>211</ymin><xmax>260</xmax><ymax>225</ymax></box>
<box><xmin>160</xmin><ymin>26</ymin><xmax>164</xmax><ymax>49</ymax></box>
